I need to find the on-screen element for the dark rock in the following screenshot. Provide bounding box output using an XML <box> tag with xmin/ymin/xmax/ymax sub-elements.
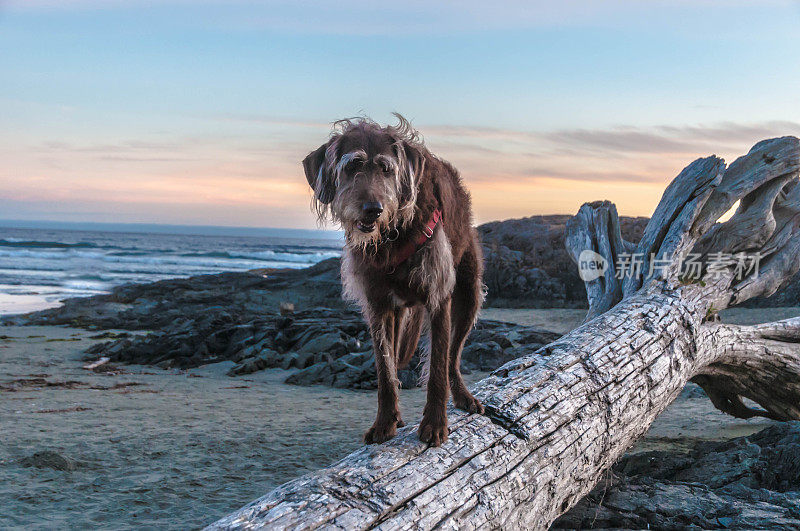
<box><xmin>284</xmin><ymin>362</ymin><xmax>328</xmax><ymax>386</ymax></box>
<box><xmin>461</xmin><ymin>341</ymin><xmax>504</xmax><ymax>372</ymax></box>
<box><xmin>20</xmin><ymin>450</ymin><xmax>79</xmax><ymax>471</ymax></box>
<box><xmin>2</xmin><ymin>259</ymin><xmax>346</xmax><ymax>329</ymax></box>
<box><xmin>281</xmin><ymin>353</ymin><xmax>299</xmax><ymax>370</ymax></box>
<box><xmin>294</xmin><ymin>351</ymin><xmax>315</xmax><ymax>369</ymax></box>
<box><xmin>397</xmin><ymin>369</ymin><xmax>418</xmax><ymax>389</ymax></box>
<box><xmin>459</xmin><ymin>320</ymin><xmax>559</xmax><ymax>372</ymax></box>
<box><xmin>345</xmin><ymin>337</ymin><xmax>362</xmax><ymax>352</ymax></box>
<box><xmin>286</xmin><ymin>350</ymin><xmax>377</xmax><ymax>389</ymax></box>
<box><xmin>221</xmin><ymin>325</ymin><xmax>256</xmax><ymax>357</ymax></box>
<box><xmin>680</xmin><ymin>382</ymin><xmax>708</xmax><ymax>399</ymax></box>
<box><xmin>297</xmin><ymin>332</ymin><xmax>344</xmax><ymax>354</ymax></box>
<box><xmin>228</xmin><ymin>356</ymin><xmax>261</xmax><ymax>376</ymax></box>
<box><xmin>273</xmin><ymin>331</ymin><xmax>291</xmax><ymax>350</ymax></box>
<box><xmin>2</xmin><ymin>224</ymin><xmax>577</xmax><ymax>387</ymax></box>
<box><xmin>555</xmin><ymin>422</ymin><xmax>800</xmax><ymax>530</ymax></box>
<box><xmin>38</xmin><ymin>299</ymin><xmax>563</xmax><ymax>388</ymax></box>
<box><xmin>478</xmin><ymin>214</ymin><xmax>647</xmax><ymax>308</ymax></box>
<box><xmin>0</xmin><ymin>216</ymin><xmax>650</xmax><ymax>334</ymax></box>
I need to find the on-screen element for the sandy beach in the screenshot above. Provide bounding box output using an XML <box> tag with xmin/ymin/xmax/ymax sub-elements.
<box><xmin>481</xmin><ymin>306</ymin><xmax>800</xmax><ymax>334</ymax></box>
<box><xmin>1</xmin><ymin>324</ymin><xmax>481</xmax><ymax>529</ymax></box>
<box><xmin>2</xmin><ymin>306</ymin><xmax>796</xmax><ymax>528</ymax></box>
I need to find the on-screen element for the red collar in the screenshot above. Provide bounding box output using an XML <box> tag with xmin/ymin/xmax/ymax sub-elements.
<box><xmin>389</xmin><ymin>209</ymin><xmax>442</xmax><ymax>269</ymax></box>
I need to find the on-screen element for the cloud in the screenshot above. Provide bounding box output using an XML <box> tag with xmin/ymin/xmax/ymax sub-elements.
<box><xmin>425</xmin><ymin>120</ymin><xmax>800</xmax><ymax>157</ymax></box>
<box><xmin>421</xmin><ymin>120</ymin><xmax>800</xmax><ymax>202</ymax></box>
<box><xmin>3</xmin><ymin>119</ymin><xmax>797</xmax><ymax>227</ymax></box>
<box><xmin>542</xmin><ymin>129</ymin><xmax>698</xmax><ymax>154</ymax></box>
<box><xmin>520</xmin><ymin>167</ymin><xmax>660</xmax><ymax>185</ymax></box>
<box><xmin>212</xmin><ymin>114</ymin><xmax>332</xmax><ymax>130</ymax></box>
<box><xmin>655</xmin><ymin>121</ymin><xmax>800</xmax><ymax>144</ymax></box>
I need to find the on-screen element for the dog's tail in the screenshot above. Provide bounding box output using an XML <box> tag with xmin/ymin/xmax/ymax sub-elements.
<box><xmin>396</xmin><ymin>305</ymin><xmax>424</xmax><ymax>370</ymax></box>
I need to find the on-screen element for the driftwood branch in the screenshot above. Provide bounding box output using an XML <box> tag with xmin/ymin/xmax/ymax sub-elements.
<box><xmin>208</xmin><ymin>137</ymin><xmax>800</xmax><ymax>530</ymax></box>
<box><xmin>692</xmin><ymin>318</ymin><xmax>800</xmax><ymax>421</ymax></box>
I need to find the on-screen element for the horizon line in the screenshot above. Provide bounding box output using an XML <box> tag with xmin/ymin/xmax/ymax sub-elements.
<box><xmin>0</xmin><ymin>209</ymin><xmax>654</xmax><ymax>237</ymax></box>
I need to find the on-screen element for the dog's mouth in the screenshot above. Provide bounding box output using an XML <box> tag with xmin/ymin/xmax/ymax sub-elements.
<box><xmin>356</xmin><ymin>220</ymin><xmax>377</xmax><ymax>233</ymax></box>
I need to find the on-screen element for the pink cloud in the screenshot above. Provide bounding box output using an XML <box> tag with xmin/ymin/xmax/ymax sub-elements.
<box><xmin>2</xmin><ymin>120</ymin><xmax>797</xmax><ymax>228</ymax></box>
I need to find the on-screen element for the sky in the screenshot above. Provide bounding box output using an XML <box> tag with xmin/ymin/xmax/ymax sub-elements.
<box><xmin>2</xmin><ymin>0</ymin><xmax>800</xmax><ymax>230</ymax></box>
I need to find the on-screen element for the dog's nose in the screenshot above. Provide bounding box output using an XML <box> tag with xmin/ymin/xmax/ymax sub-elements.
<box><xmin>362</xmin><ymin>201</ymin><xmax>383</xmax><ymax>221</ymax></box>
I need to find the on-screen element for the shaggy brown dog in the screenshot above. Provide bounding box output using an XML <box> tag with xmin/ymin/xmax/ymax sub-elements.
<box><xmin>302</xmin><ymin>115</ymin><xmax>484</xmax><ymax>446</ymax></box>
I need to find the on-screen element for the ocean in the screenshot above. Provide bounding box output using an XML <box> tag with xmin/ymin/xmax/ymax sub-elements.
<box><xmin>0</xmin><ymin>224</ymin><xmax>342</xmax><ymax>315</ymax></box>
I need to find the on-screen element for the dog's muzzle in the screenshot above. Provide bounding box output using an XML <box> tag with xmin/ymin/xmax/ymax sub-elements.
<box><xmin>358</xmin><ymin>201</ymin><xmax>383</xmax><ymax>233</ymax></box>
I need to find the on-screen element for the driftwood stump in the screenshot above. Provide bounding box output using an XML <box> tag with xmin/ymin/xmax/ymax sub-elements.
<box><xmin>207</xmin><ymin>137</ymin><xmax>800</xmax><ymax>530</ymax></box>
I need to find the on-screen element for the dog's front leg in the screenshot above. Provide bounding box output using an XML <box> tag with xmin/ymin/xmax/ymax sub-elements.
<box><xmin>418</xmin><ymin>297</ymin><xmax>451</xmax><ymax>446</ymax></box>
<box><xmin>364</xmin><ymin>306</ymin><xmax>404</xmax><ymax>444</ymax></box>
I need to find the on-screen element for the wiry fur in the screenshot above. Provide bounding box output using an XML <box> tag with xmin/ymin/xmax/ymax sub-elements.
<box><xmin>302</xmin><ymin>114</ymin><xmax>485</xmax><ymax>447</ymax></box>
<box><xmin>340</xmin><ymin>250</ymin><xmax>368</xmax><ymax>311</ymax></box>
<box><xmin>408</xmin><ymin>227</ymin><xmax>456</xmax><ymax>310</ymax></box>
<box><xmin>415</xmin><ymin>320</ymin><xmax>432</xmax><ymax>387</ymax></box>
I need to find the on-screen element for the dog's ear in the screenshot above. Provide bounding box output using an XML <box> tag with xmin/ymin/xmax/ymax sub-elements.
<box><xmin>399</xmin><ymin>141</ymin><xmax>425</xmax><ymax>203</ymax></box>
<box><xmin>302</xmin><ymin>139</ymin><xmax>338</xmax><ymax>204</ymax></box>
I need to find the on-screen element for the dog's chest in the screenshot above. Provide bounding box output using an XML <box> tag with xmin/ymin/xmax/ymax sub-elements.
<box><xmin>340</xmin><ymin>227</ymin><xmax>456</xmax><ymax>310</ymax></box>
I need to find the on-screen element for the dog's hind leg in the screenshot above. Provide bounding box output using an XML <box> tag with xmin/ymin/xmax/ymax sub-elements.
<box><xmin>364</xmin><ymin>305</ymin><xmax>403</xmax><ymax>444</ymax></box>
<box><xmin>448</xmin><ymin>242</ymin><xmax>485</xmax><ymax>414</ymax></box>
<box><xmin>395</xmin><ymin>305</ymin><xmax>424</xmax><ymax>371</ymax></box>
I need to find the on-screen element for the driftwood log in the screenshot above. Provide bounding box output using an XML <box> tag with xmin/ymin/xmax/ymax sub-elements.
<box><xmin>207</xmin><ymin>137</ymin><xmax>800</xmax><ymax>530</ymax></box>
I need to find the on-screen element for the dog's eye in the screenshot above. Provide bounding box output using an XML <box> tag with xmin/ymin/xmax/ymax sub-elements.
<box><xmin>345</xmin><ymin>159</ymin><xmax>363</xmax><ymax>173</ymax></box>
<box><xmin>381</xmin><ymin>162</ymin><xmax>391</xmax><ymax>173</ymax></box>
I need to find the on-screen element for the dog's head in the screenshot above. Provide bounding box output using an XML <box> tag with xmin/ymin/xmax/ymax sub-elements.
<box><xmin>302</xmin><ymin>114</ymin><xmax>425</xmax><ymax>248</ymax></box>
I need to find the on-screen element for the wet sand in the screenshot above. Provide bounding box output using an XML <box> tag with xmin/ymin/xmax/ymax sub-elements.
<box><xmin>0</xmin><ymin>291</ymin><xmax>62</xmax><ymax>316</ymax></box>
<box><xmin>481</xmin><ymin>305</ymin><xmax>800</xmax><ymax>334</ymax></box>
<box><xmin>2</xmin><ymin>306</ymin><xmax>797</xmax><ymax>528</ymax></box>
<box><xmin>0</xmin><ymin>325</ymin><xmax>457</xmax><ymax>529</ymax></box>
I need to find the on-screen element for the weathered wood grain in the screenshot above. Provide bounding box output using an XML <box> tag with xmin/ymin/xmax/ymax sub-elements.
<box><xmin>207</xmin><ymin>137</ymin><xmax>800</xmax><ymax>530</ymax></box>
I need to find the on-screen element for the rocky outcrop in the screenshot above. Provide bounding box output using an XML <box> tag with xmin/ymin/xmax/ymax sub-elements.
<box><xmin>556</xmin><ymin>422</ymin><xmax>800</xmax><ymax>529</ymax></box>
<box><xmin>2</xmin><ymin>257</ymin><xmax>346</xmax><ymax>330</ymax></box>
<box><xmin>19</xmin><ymin>451</ymin><xmax>82</xmax><ymax>472</ymax></box>
<box><xmin>9</xmin><ymin>266</ymin><xmax>558</xmax><ymax>389</ymax></box>
<box><xmin>478</xmin><ymin>213</ymin><xmax>800</xmax><ymax>307</ymax></box>
<box><xmin>4</xmin><ymin>212</ymin><xmax>792</xmax><ymax>389</ymax></box>
<box><xmin>81</xmin><ymin>303</ymin><xmax>559</xmax><ymax>390</ymax></box>
<box><xmin>281</xmin><ymin>318</ymin><xmax>560</xmax><ymax>389</ymax></box>
<box><xmin>1</xmin><ymin>237</ymin><xmax>562</xmax><ymax>389</ymax></box>
<box><xmin>478</xmin><ymin>214</ymin><xmax>648</xmax><ymax>307</ymax></box>
<box><xmin>4</xmin><ymin>214</ymin><xmax>789</xmax><ymax>321</ymax></box>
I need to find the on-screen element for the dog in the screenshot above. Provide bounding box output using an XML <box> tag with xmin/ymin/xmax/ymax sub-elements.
<box><xmin>302</xmin><ymin>114</ymin><xmax>484</xmax><ymax>447</ymax></box>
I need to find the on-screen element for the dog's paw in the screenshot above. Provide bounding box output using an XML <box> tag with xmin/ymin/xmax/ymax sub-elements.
<box><xmin>418</xmin><ymin>415</ymin><xmax>448</xmax><ymax>447</ymax></box>
<box><xmin>453</xmin><ymin>391</ymin><xmax>484</xmax><ymax>415</ymax></box>
<box><xmin>364</xmin><ymin>421</ymin><xmax>399</xmax><ymax>444</ymax></box>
